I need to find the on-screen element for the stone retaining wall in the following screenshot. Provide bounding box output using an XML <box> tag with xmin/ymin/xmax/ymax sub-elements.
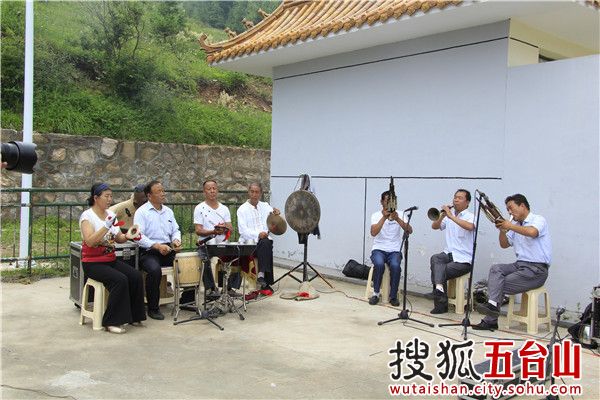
<box><xmin>1</xmin><ymin>130</ymin><xmax>271</xmax><ymax>216</ymax></box>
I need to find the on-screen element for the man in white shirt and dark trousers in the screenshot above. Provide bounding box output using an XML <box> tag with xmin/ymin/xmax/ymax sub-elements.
<box><xmin>192</xmin><ymin>180</ymin><xmax>240</xmax><ymax>298</ymax></box>
<box><xmin>369</xmin><ymin>190</ymin><xmax>413</xmax><ymax>307</ymax></box>
<box><xmin>237</xmin><ymin>182</ymin><xmax>281</xmax><ymax>291</ymax></box>
<box><xmin>474</xmin><ymin>194</ymin><xmax>552</xmax><ymax>331</ymax></box>
<box><xmin>429</xmin><ymin>189</ymin><xmax>476</xmax><ymax>314</ymax></box>
<box><xmin>134</xmin><ymin>180</ymin><xmax>182</xmax><ymax>320</ymax></box>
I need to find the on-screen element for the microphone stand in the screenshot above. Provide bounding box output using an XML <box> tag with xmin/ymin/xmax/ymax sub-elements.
<box><xmin>438</xmin><ymin>191</ymin><xmax>483</xmax><ymax>340</ymax></box>
<box><xmin>545</xmin><ymin>308</ymin><xmax>565</xmax><ymax>400</ymax></box>
<box><xmin>379</xmin><ymin>209</ymin><xmax>435</xmax><ymax>327</ymax></box>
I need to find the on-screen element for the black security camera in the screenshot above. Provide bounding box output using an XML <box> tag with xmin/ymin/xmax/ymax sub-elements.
<box><xmin>1</xmin><ymin>141</ymin><xmax>38</xmax><ymax>174</ymax></box>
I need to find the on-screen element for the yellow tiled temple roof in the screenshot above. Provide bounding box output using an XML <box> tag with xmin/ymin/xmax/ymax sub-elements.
<box><xmin>199</xmin><ymin>0</ymin><xmax>463</xmax><ymax>64</ymax></box>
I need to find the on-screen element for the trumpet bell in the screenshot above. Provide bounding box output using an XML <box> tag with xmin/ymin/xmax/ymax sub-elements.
<box><xmin>427</xmin><ymin>207</ymin><xmax>441</xmax><ymax>221</ymax></box>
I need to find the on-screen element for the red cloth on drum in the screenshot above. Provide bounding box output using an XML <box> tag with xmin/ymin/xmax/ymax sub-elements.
<box><xmin>81</xmin><ymin>243</ymin><xmax>116</xmax><ymax>263</ymax></box>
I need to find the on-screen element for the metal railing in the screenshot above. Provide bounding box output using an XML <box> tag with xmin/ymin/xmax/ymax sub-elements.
<box><xmin>0</xmin><ymin>188</ymin><xmax>251</xmax><ymax>273</ymax></box>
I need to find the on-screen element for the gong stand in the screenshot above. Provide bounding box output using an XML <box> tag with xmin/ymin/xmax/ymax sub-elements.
<box><xmin>273</xmin><ymin>233</ymin><xmax>333</xmax><ymax>288</ymax></box>
<box><xmin>273</xmin><ymin>188</ymin><xmax>333</xmax><ymax>288</ymax></box>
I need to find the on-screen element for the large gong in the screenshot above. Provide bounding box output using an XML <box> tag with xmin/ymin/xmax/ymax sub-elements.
<box><xmin>284</xmin><ymin>190</ymin><xmax>321</xmax><ymax>234</ymax></box>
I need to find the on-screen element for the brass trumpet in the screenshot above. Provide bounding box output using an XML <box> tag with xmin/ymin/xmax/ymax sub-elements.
<box><xmin>427</xmin><ymin>206</ymin><xmax>453</xmax><ymax>221</ymax></box>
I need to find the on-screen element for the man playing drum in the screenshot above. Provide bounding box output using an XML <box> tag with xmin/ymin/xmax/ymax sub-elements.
<box><xmin>181</xmin><ymin>180</ymin><xmax>240</xmax><ymax>305</ymax></box>
<box><xmin>134</xmin><ymin>180</ymin><xmax>182</xmax><ymax>320</ymax></box>
<box><xmin>237</xmin><ymin>182</ymin><xmax>282</xmax><ymax>292</ymax></box>
<box><xmin>428</xmin><ymin>189</ymin><xmax>475</xmax><ymax>314</ymax></box>
<box><xmin>473</xmin><ymin>194</ymin><xmax>552</xmax><ymax>331</ymax></box>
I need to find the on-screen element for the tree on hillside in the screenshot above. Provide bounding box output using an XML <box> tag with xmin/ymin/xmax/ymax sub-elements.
<box><xmin>183</xmin><ymin>1</ymin><xmax>278</xmax><ymax>33</ymax></box>
<box><xmin>81</xmin><ymin>1</ymin><xmax>146</xmax><ymax>61</ymax></box>
<box><xmin>151</xmin><ymin>1</ymin><xmax>186</xmax><ymax>43</ymax></box>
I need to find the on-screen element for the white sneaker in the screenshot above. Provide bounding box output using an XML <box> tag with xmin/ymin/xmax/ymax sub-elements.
<box><xmin>106</xmin><ymin>325</ymin><xmax>126</xmax><ymax>334</ymax></box>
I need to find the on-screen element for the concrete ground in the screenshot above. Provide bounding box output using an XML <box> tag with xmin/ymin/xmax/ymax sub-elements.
<box><xmin>1</xmin><ymin>266</ymin><xmax>598</xmax><ymax>400</ymax></box>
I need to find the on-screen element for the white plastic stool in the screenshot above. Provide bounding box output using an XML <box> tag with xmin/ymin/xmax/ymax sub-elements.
<box><xmin>143</xmin><ymin>267</ymin><xmax>174</xmax><ymax>306</ymax></box>
<box><xmin>79</xmin><ymin>278</ymin><xmax>108</xmax><ymax>331</ymax></box>
<box><xmin>364</xmin><ymin>266</ymin><xmax>400</xmax><ymax>304</ymax></box>
<box><xmin>506</xmin><ymin>286</ymin><xmax>551</xmax><ymax>334</ymax></box>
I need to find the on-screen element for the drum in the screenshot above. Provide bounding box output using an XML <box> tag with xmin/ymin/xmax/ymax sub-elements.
<box><xmin>174</xmin><ymin>252</ymin><xmax>202</xmax><ymax>286</ymax></box>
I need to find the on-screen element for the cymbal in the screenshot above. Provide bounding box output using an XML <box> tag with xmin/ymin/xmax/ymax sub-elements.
<box><xmin>284</xmin><ymin>190</ymin><xmax>320</xmax><ymax>234</ymax></box>
<box><xmin>267</xmin><ymin>213</ymin><xmax>287</xmax><ymax>235</ymax></box>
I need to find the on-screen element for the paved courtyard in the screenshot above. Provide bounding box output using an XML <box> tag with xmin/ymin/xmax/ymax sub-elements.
<box><xmin>1</xmin><ymin>266</ymin><xmax>598</xmax><ymax>399</ymax></box>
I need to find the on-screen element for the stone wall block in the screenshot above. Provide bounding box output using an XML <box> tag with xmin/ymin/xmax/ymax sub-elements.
<box><xmin>51</xmin><ymin>148</ymin><xmax>67</xmax><ymax>162</ymax></box>
<box><xmin>140</xmin><ymin>145</ymin><xmax>160</xmax><ymax>162</ymax></box>
<box><xmin>75</xmin><ymin>149</ymin><xmax>96</xmax><ymax>165</ymax></box>
<box><xmin>100</xmin><ymin>138</ymin><xmax>119</xmax><ymax>158</ymax></box>
<box><xmin>121</xmin><ymin>141</ymin><xmax>136</xmax><ymax>161</ymax></box>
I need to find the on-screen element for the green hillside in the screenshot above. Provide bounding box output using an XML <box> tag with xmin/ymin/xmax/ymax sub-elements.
<box><xmin>1</xmin><ymin>1</ymin><xmax>278</xmax><ymax>149</ymax></box>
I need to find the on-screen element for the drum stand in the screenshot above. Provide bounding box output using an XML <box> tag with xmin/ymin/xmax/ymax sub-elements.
<box><xmin>438</xmin><ymin>192</ymin><xmax>484</xmax><ymax>339</ymax></box>
<box><xmin>209</xmin><ymin>258</ymin><xmax>246</xmax><ymax>321</ymax></box>
<box><xmin>174</xmin><ymin>257</ymin><xmax>224</xmax><ymax>331</ymax></box>
<box><xmin>273</xmin><ymin>234</ymin><xmax>333</xmax><ymax>288</ymax></box>
<box><xmin>379</xmin><ymin>209</ymin><xmax>435</xmax><ymax>328</ymax></box>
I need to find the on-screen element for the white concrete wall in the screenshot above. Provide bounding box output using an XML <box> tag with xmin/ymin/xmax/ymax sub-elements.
<box><xmin>269</xmin><ymin>22</ymin><xmax>599</xmax><ymax>310</ymax></box>
<box><xmin>504</xmin><ymin>55</ymin><xmax>600</xmax><ymax>310</ymax></box>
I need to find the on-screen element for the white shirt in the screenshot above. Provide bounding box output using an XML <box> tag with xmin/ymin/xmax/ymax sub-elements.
<box><xmin>440</xmin><ymin>209</ymin><xmax>475</xmax><ymax>263</ymax></box>
<box><xmin>237</xmin><ymin>200</ymin><xmax>273</xmax><ymax>242</ymax></box>
<box><xmin>133</xmin><ymin>202</ymin><xmax>181</xmax><ymax>250</ymax></box>
<box><xmin>370</xmin><ymin>211</ymin><xmax>405</xmax><ymax>253</ymax></box>
<box><xmin>194</xmin><ymin>201</ymin><xmax>231</xmax><ymax>243</ymax></box>
<box><xmin>507</xmin><ymin>212</ymin><xmax>552</xmax><ymax>265</ymax></box>
<box><xmin>79</xmin><ymin>208</ymin><xmax>120</xmax><ymax>240</ymax></box>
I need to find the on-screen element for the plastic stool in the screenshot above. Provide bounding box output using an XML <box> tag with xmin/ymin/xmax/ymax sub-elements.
<box><xmin>365</xmin><ymin>266</ymin><xmax>399</xmax><ymax>304</ymax></box>
<box><xmin>506</xmin><ymin>286</ymin><xmax>551</xmax><ymax>334</ymax></box>
<box><xmin>447</xmin><ymin>274</ymin><xmax>470</xmax><ymax>314</ymax></box>
<box><xmin>79</xmin><ymin>278</ymin><xmax>108</xmax><ymax>331</ymax></box>
<box><xmin>143</xmin><ymin>267</ymin><xmax>174</xmax><ymax>306</ymax></box>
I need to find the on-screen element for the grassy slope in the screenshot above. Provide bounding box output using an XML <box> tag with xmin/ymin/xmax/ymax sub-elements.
<box><xmin>1</xmin><ymin>2</ymin><xmax>272</xmax><ymax>149</ymax></box>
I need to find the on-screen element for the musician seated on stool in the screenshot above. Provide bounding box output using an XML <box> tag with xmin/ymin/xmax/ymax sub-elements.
<box><xmin>80</xmin><ymin>183</ymin><xmax>146</xmax><ymax>333</ymax></box>
<box><xmin>237</xmin><ymin>182</ymin><xmax>281</xmax><ymax>292</ymax></box>
<box><xmin>134</xmin><ymin>180</ymin><xmax>182</xmax><ymax>320</ymax></box>
<box><xmin>109</xmin><ymin>183</ymin><xmax>147</xmax><ymax>234</ymax></box>
<box><xmin>473</xmin><ymin>194</ymin><xmax>552</xmax><ymax>331</ymax></box>
<box><xmin>369</xmin><ymin>190</ymin><xmax>413</xmax><ymax>306</ymax></box>
<box><xmin>429</xmin><ymin>189</ymin><xmax>475</xmax><ymax>314</ymax></box>
<box><xmin>184</xmin><ymin>179</ymin><xmax>240</xmax><ymax>303</ymax></box>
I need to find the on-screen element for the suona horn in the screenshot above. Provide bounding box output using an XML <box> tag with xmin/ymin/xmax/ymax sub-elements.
<box><xmin>427</xmin><ymin>206</ymin><xmax>453</xmax><ymax>221</ymax></box>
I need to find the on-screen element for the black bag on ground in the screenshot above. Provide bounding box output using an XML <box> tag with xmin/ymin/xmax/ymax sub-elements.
<box><xmin>342</xmin><ymin>259</ymin><xmax>370</xmax><ymax>280</ymax></box>
<box><xmin>567</xmin><ymin>303</ymin><xmax>597</xmax><ymax>348</ymax></box>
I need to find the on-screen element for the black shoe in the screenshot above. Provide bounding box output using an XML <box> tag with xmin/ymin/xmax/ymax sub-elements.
<box><xmin>430</xmin><ymin>303</ymin><xmax>448</xmax><ymax>314</ymax></box>
<box><xmin>147</xmin><ymin>309</ymin><xmax>165</xmax><ymax>320</ymax></box>
<box><xmin>257</xmin><ymin>276</ymin><xmax>267</xmax><ymax>289</ymax></box>
<box><xmin>368</xmin><ymin>295</ymin><xmax>380</xmax><ymax>305</ymax></box>
<box><xmin>389</xmin><ymin>298</ymin><xmax>400</xmax><ymax>307</ymax></box>
<box><xmin>205</xmin><ymin>289</ymin><xmax>221</xmax><ymax>301</ymax></box>
<box><xmin>472</xmin><ymin>320</ymin><xmax>498</xmax><ymax>331</ymax></box>
<box><xmin>228</xmin><ymin>289</ymin><xmax>242</xmax><ymax>298</ymax></box>
<box><xmin>476</xmin><ymin>302</ymin><xmax>500</xmax><ymax>317</ymax></box>
<box><xmin>424</xmin><ymin>291</ymin><xmax>436</xmax><ymax>300</ymax></box>
<box><xmin>430</xmin><ymin>289</ymin><xmax>448</xmax><ymax>314</ymax></box>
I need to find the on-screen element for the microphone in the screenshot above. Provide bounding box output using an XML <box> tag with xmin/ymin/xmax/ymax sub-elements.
<box><xmin>556</xmin><ymin>307</ymin><xmax>566</xmax><ymax>317</ymax></box>
<box><xmin>404</xmin><ymin>206</ymin><xmax>418</xmax><ymax>212</ymax></box>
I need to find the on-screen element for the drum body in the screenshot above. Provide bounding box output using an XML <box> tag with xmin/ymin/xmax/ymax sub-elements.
<box><xmin>174</xmin><ymin>252</ymin><xmax>202</xmax><ymax>286</ymax></box>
